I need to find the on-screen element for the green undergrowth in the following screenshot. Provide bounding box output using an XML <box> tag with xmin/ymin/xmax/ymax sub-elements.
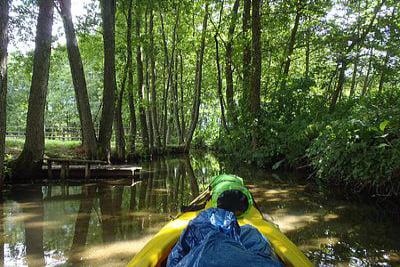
<box><xmin>214</xmin><ymin>79</ymin><xmax>400</xmax><ymax>198</ymax></box>
<box><xmin>5</xmin><ymin>138</ymin><xmax>83</xmax><ymax>160</ymax></box>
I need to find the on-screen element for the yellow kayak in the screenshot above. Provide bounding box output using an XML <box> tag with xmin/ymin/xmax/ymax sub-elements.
<box><xmin>127</xmin><ymin>201</ymin><xmax>312</xmax><ymax>267</ymax></box>
<box><xmin>128</xmin><ymin>174</ymin><xmax>313</xmax><ymax>267</ymax></box>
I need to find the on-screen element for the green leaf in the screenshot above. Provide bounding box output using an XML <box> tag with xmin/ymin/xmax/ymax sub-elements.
<box><xmin>379</xmin><ymin>120</ymin><xmax>389</xmax><ymax>132</ymax></box>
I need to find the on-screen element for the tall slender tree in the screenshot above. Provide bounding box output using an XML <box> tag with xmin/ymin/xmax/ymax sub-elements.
<box><xmin>185</xmin><ymin>4</ymin><xmax>209</xmax><ymax>151</ymax></box>
<box><xmin>225</xmin><ymin>0</ymin><xmax>240</xmax><ymax>126</ymax></box>
<box><xmin>135</xmin><ymin>5</ymin><xmax>150</xmax><ymax>152</ymax></box>
<box><xmin>0</xmin><ymin>0</ymin><xmax>9</xmax><ymax>189</ymax></box>
<box><xmin>57</xmin><ymin>0</ymin><xmax>98</xmax><ymax>159</ymax></box>
<box><xmin>149</xmin><ymin>6</ymin><xmax>161</xmax><ymax>149</ymax></box>
<box><xmin>11</xmin><ymin>0</ymin><xmax>54</xmax><ymax>180</ymax></box>
<box><xmin>126</xmin><ymin>0</ymin><xmax>136</xmax><ymax>157</ymax></box>
<box><xmin>242</xmin><ymin>0</ymin><xmax>252</xmax><ymax>113</ymax></box>
<box><xmin>98</xmin><ymin>0</ymin><xmax>117</xmax><ymax>160</ymax></box>
<box><xmin>251</xmin><ymin>0</ymin><xmax>261</xmax><ymax>149</ymax></box>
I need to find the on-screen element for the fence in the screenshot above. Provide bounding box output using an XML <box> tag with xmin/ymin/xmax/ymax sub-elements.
<box><xmin>6</xmin><ymin>126</ymin><xmax>132</xmax><ymax>142</ymax></box>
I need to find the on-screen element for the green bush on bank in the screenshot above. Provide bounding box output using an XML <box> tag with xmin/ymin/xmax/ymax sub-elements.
<box><xmin>307</xmin><ymin>92</ymin><xmax>400</xmax><ymax>196</ymax></box>
<box><xmin>215</xmin><ymin>82</ymin><xmax>400</xmax><ymax>197</ymax></box>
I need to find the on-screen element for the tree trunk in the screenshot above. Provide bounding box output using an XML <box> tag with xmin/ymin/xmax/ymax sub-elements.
<box><xmin>0</xmin><ymin>0</ymin><xmax>9</xmax><ymax>188</ymax></box>
<box><xmin>329</xmin><ymin>59</ymin><xmax>346</xmax><ymax>111</ymax></box>
<box><xmin>225</xmin><ymin>0</ymin><xmax>240</xmax><ymax>126</ymax></box>
<box><xmin>179</xmin><ymin>52</ymin><xmax>186</xmax><ymax>138</ymax></box>
<box><xmin>173</xmin><ymin>50</ymin><xmax>183</xmax><ymax>144</ymax></box>
<box><xmin>282</xmin><ymin>7</ymin><xmax>302</xmax><ymax>79</ymax></box>
<box><xmin>378</xmin><ymin>52</ymin><xmax>389</xmax><ymax>94</ymax></box>
<box><xmin>11</xmin><ymin>0</ymin><xmax>54</xmax><ymax>180</ymax></box>
<box><xmin>160</xmin><ymin>10</ymin><xmax>180</xmax><ymax>148</ymax></box>
<box><xmin>98</xmin><ymin>0</ymin><xmax>117</xmax><ymax>161</ymax></box>
<box><xmin>349</xmin><ymin>53</ymin><xmax>359</xmax><ymax>97</ymax></box>
<box><xmin>378</xmin><ymin>8</ymin><xmax>396</xmax><ymax>94</ymax></box>
<box><xmin>184</xmin><ymin>4</ymin><xmax>208</xmax><ymax>151</ymax></box>
<box><xmin>144</xmin><ymin>12</ymin><xmax>154</xmax><ymax>151</ymax></box>
<box><xmin>58</xmin><ymin>0</ymin><xmax>98</xmax><ymax>159</ymax></box>
<box><xmin>251</xmin><ymin>0</ymin><xmax>262</xmax><ymax>149</ymax></box>
<box><xmin>160</xmin><ymin>13</ymin><xmax>169</xmax><ymax>149</ymax></box>
<box><xmin>126</xmin><ymin>0</ymin><xmax>136</xmax><ymax>157</ymax></box>
<box><xmin>215</xmin><ymin>34</ymin><xmax>229</xmax><ymax>133</ymax></box>
<box><xmin>135</xmin><ymin>8</ymin><xmax>150</xmax><ymax>153</ymax></box>
<box><xmin>113</xmin><ymin>60</ymin><xmax>127</xmax><ymax>162</ymax></box>
<box><xmin>305</xmin><ymin>26</ymin><xmax>310</xmax><ymax>78</ymax></box>
<box><xmin>362</xmin><ymin>49</ymin><xmax>373</xmax><ymax>97</ymax></box>
<box><xmin>242</xmin><ymin>0</ymin><xmax>252</xmax><ymax>113</ymax></box>
<box><xmin>149</xmin><ymin>8</ymin><xmax>161</xmax><ymax>149</ymax></box>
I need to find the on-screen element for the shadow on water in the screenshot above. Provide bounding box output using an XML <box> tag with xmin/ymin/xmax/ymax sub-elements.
<box><xmin>0</xmin><ymin>153</ymin><xmax>399</xmax><ymax>266</ymax></box>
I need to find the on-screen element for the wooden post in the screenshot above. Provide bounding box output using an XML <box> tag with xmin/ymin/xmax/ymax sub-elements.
<box><xmin>65</xmin><ymin>162</ymin><xmax>70</xmax><ymax>178</ymax></box>
<box><xmin>60</xmin><ymin>162</ymin><xmax>66</xmax><ymax>179</ymax></box>
<box><xmin>47</xmin><ymin>160</ymin><xmax>53</xmax><ymax>179</ymax></box>
<box><xmin>85</xmin><ymin>163</ymin><xmax>91</xmax><ymax>179</ymax></box>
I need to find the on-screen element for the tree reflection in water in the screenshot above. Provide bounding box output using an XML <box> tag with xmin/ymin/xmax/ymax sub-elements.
<box><xmin>0</xmin><ymin>154</ymin><xmax>399</xmax><ymax>266</ymax></box>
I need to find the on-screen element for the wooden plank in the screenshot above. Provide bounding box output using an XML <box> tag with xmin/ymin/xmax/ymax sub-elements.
<box><xmin>44</xmin><ymin>158</ymin><xmax>107</xmax><ymax>164</ymax></box>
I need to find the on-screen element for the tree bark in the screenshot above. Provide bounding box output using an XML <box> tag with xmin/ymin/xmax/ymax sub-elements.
<box><xmin>113</xmin><ymin>60</ymin><xmax>127</xmax><ymax>162</ymax></box>
<box><xmin>179</xmin><ymin>52</ymin><xmax>186</xmax><ymax>138</ymax></box>
<box><xmin>378</xmin><ymin>52</ymin><xmax>389</xmax><ymax>94</ymax></box>
<box><xmin>305</xmin><ymin>26</ymin><xmax>310</xmax><ymax>78</ymax></box>
<box><xmin>225</xmin><ymin>0</ymin><xmax>240</xmax><ymax>126</ymax></box>
<box><xmin>160</xmin><ymin>10</ymin><xmax>180</xmax><ymax>148</ymax></box>
<box><xmin>251</xmin><ymin>0</ymin><xmax>262</xmax><ymax>149</ymax></box>
<box><xmin>149</xmin><ymin>8</ymin><xmax>161</xmax><ymax>149</ymax></box>
<box><xmin>362</xmin><ymin>49</ymin><xmax>373</xmax><ymax>97</ymax></box>
<box><xmin>215</xmin><ymin>34</ymin><xmax>229</xmax><ymax>133</ymax></box>
<box><xmin>242</xmin><ymin>0</ymin><xmax>252</xmax><ymax>113</ymax></box>
<box><xmin>98</xmin><ymin>0</ymin><xmax>117</xmax><ymax>161</ymax></box>
<box><xmin>135</xmin><ymin>7</ymin><xmax>150</xmax><ymax>153</ymax></box>
<box><xmin>0</xmin><ymin>0</ymin><xmax>9</xmax><ymax>188</ymax></box>
<box><xmin>126</xmin><ymin>0</ymin><xmax>136</xmax><ymax>157</ymax></box>
<box><xmin>58</xmin><ymin>0</ymin><xmax>98</xmax><ymax>159</ymax></box>
<box><xmin>184</xmin><ymin>4</ymin><xmax>208</xmax><ymax>151</ymax></box>
<box><xmin>144</xmin><ymin>12</ymin><xmax>154</xmax><ymax>151</ymax></box>
<box><xmin>173</xmin><ymin>49</ymin><xmax>183</xmax><ymax>144</ymax></box>
<box><xmin>11</xmin><ymin>0</ymin><xmax>54</xmax><ymax>180</ymax></box>
<box><xmin>282</xmin><ymin>5</ymin><xmax>302</xmax><ymax>79</ymax></box>
<box><xmin>349</xmin><ymin>53</ymin><xmax>359</xmax><ymax>97</ymax></box>
<box><xmin>329</xmin><ymin>59</ymin><xmax>346</xmax><ymax>111</ymax></box>
<box><xmin>160</xmin><ymin>13</ymin><xmax>169</xmax><ymax>149</ymax></box>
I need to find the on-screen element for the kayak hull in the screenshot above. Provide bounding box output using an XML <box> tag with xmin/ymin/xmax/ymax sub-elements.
<box><xmin>127</xmin><ymin>203</ymin><xmax>313</xmax><ymax>267</ymax></box>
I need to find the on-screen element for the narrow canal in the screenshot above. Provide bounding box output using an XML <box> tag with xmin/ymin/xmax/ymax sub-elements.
<box><xmin>1</xmin><ymin>154</ymin><xmax>399</xmax><ymax>266</ymax></box>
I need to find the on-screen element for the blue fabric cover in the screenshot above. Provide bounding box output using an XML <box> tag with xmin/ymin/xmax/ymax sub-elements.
<box><xmin>167</xmin><ymin>208</ymin><xmax>284</xmax><ymax>267</ymax></box>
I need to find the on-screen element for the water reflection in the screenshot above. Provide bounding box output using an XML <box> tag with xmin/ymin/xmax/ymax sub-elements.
<box><xmin>0</xmin><ymin>154</ymin><xmax>399</xmax><ymax>266</ymax></box>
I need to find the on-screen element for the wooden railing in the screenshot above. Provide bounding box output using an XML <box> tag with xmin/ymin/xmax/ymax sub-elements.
<box><xmin>6</xmin><ymin>126</ymin><xmax>132</xmax><ymax>141</ymax></box>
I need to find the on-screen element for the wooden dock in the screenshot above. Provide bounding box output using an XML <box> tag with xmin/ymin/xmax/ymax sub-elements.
<box><xmin>43</xmin><ymin>158</ymin><xmax>142</xmax><ymax>180</ymax></box>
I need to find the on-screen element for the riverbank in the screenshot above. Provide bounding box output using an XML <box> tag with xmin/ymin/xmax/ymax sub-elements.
<box><xmin>213</xmin><ymin>91</ymin><xmax>400</xmax><ymax>199</ymax></box>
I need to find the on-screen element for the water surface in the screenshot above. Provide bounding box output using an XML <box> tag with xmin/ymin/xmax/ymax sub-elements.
<box><xmin>1</xmin><ymin>154</ymin><xmax>399</xmax><ymax>266</ymax></box>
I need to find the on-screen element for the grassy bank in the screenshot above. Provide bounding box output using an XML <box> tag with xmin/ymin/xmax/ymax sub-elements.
<box><xmin>5</xmin><ymin>138</ymin><xmax>83</xmax><ymax>160</ymax></box>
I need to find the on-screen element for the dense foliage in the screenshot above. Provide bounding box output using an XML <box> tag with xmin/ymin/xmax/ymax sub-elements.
<box><xmin>2</xmin><ymin>0</ymin><xmax>400</xmax><ymax>196</ymax></box>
